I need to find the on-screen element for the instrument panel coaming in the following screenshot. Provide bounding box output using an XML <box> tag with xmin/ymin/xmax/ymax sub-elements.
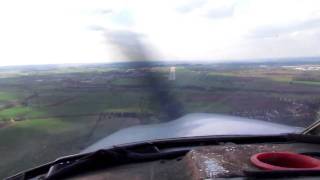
<box><xmin>72</xmin><ymin>143</ymin><xmax>320</xmax><ymax>180</ymax></box>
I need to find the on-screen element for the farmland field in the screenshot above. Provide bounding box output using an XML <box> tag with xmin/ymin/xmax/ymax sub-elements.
<box><xmin>1</xmin><ymin>62</ymin><xmax>320</xmax><ymax>178</ymax></box>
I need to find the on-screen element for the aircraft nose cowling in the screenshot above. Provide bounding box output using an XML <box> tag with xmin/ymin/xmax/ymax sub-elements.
<box><xmin>82</xmin><ymin>113</ymin><xmax>303</xmax><ymax>153</ymax></box>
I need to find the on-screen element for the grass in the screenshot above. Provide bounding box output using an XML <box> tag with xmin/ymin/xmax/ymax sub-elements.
<box><xmin>270</xmin><ymin>76</ymin><xmax>292</xmax><ymax>82</ymax></box>
<box><xmin>0</xmin><ymin>106</ymin><xmax>46</xmax><ymax>121</ymax></box>
<box><xmin>0</xmin><ymin>118</ymin><xmax>80</xmax><ymax>178</ymax></box>
<box><xmin>0</xmin><ymin>106</ymin><xmax>32</xmax><ymax>120</ymax></box>
<box><xmin>0</xmin><ymin>115</ymin><xmax>142</xmax><ymax>179</ymax></box>
<box><xmin>0</xmin><ymin>91</ymin><xmax>17</xmax><ymax>101</ymax></box>
<box><xmin>14</xmin><ymin>118</ymin><xmax>72</xmax><ymax>133</ymax></box>
<box><xmin>291</xmin><ymin>80</ymin><xmax>320</xmax><ymax>86</ymax></box>
<box><xmin>111</xmin><ymin>77</ymin><xmax>147</xmax><ymax>86</ymax></box>
<box><xmin>207</xmin><ymin>72</ymin><xmax>235</xmax><ymax>77</ymax></box>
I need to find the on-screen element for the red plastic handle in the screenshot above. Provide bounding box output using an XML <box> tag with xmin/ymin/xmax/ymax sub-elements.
<box><xmin>251</xmin><ymin>152</ymin><xmax>320</xmax><ymax>170</ymax></box>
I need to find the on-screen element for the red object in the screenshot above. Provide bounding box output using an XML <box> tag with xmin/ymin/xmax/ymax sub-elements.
<box><xmin>250</xmin><ymin>152</ymin><xmax>320</xmax><ymax>170</ymax></box>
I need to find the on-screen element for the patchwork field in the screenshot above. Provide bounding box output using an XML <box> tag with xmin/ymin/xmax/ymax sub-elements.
<box><xmin>1</xmin><ymin>62</ymin><xmax>320</xmax><ymax>178</ymax></box>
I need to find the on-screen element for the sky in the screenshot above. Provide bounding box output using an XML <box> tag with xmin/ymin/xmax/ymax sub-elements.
<box><xmin>0</xmin><ymin>0</ymin><xmax>320</xmax><ymax>66</ymax></box>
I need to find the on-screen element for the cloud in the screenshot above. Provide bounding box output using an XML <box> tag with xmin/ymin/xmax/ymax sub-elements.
<box><xmin>94</xmin><ymin>9</ymin><xmax>113</xmax><ymax>15</ymax></box>
<box><xmin>205</xmin><ymin>5</ymin><xmax>234</xmax><ymax>19</ymax></box>
<box><xmin>176</xmin><ymin>0</ymin><xmax>207</xmax><ymax>13</ymax></box>
<box><xmin>175</xmin><ymin>0</ymin><xmax>235</xmax><ymax>20</ymax></box>
<box><xmin>1</xmin><ymin>0</ymin><xmax>320</xmax><ymax>66</ymax></box>
<box><xmin>110</xmin><ymin>10</ymin><xmax>135</xmax><ymax>27</ymax></box>
<box><xmin>249</xmin><ymin>17</ymin><xmax>320</xmax><ymax>38</ymax></box>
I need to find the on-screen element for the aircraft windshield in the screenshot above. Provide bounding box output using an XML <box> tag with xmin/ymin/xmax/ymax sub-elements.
<box><xmin>0</xmin><ymin>0</ymin><xmax>320</xmax><ymax>178</ymax></box>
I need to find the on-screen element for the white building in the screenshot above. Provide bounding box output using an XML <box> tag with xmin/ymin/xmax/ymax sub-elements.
<box><xmin>169</xmin><ymin>66</ymin><xmax>176</xmax><ymax>80</ymax></box>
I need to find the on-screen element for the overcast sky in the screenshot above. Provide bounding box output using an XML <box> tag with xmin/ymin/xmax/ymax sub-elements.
<box><xmin>0</xmin><ymin>0</ymin><xmax>320</xmax><ymax>66</ymax></box>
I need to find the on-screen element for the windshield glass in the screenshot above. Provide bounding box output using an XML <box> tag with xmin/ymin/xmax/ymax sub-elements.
<box><xmin>1</xmin><ymin>0</ymin><xmax>320</xmax><ymax>178</ymax></box>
